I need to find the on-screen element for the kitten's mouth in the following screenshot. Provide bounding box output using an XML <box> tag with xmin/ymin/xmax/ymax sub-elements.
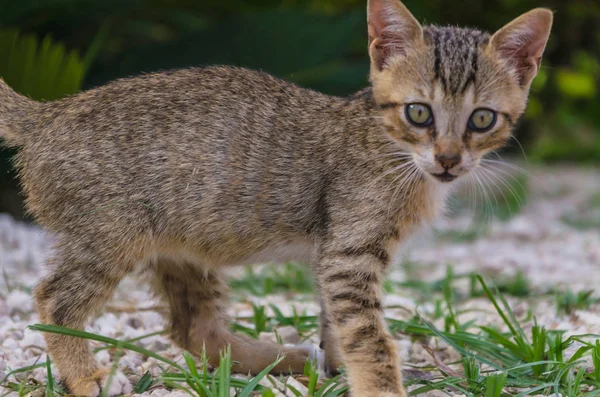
<box><xmin>431</xmin><ymin>171</ymin><xmax>457</xmax><ymax>183</ymax></box>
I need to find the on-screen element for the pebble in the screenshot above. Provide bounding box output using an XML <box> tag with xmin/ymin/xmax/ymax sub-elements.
<box><xmin>6</xmin><ymin>290</ymin><xmax>33</xmax><ymax>314</ymax></box>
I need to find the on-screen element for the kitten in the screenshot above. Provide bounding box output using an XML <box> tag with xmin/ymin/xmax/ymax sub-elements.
<box><xmin>0</xmin><ymin>0</ymin><xmax>551</xmax><ymax>396</ymax></box>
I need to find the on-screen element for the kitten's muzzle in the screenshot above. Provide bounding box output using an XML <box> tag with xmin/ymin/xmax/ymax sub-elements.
<box><xmin>431</xmin><ymin>152</ymin><xmax>462</xmax><ymax>182</ymax></box>
<box><xmin>435</xmin><ymin>152</ymin><xmax>462</xmax><ymax>170</ymax></box>
<box><xmin>431</xmin><ymin>171</ymin><xmax>458</xmax><ymax>182</ymax></box>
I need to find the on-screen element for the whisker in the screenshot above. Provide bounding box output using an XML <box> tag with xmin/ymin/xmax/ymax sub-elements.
<box><xmin>376</xmin><ymin>152</ymin><xmax>413</xmax><ymax>160</ymax></box>
<box><xmin>480</xmin><ymin>166</ymin><xmax>525</xmax><ymax>210</ymax></box>
<box><xmin>376</xmin><ymin>140</ymin><xmax>400</xmax><ymax>150</ymax></box>
<box><xmin>480</xmin><ymin>161</ymin><xmax>528</xmax><ymax>193</ymax></box>
<box><xmin>478</xmin><ymin>167</ymin><xmax>517</xmax><ymax>218</ymax></box>
<box><xmin>373</xmin><ymin>156</ymin><xmax>413</xmax><ymax>165</ymax></box>
<box><xmin>361</xmin><ymin>160</ymin><xmax>417</xmax><ymax>199</ymax></box>
<box><xmin>482</xmin><ymin>157</ymin><xmax>533</xmax><ymax>177</ymax></box>
<box><xmin>476</xmin><ymin>168</ymin><xmax>501</xmax><ymax>214</ymax></box>
<box><xmin>481</xmin><ymin>157</ymin><xmax>548</xmax><ymax>194</ymax></box>
<box><xmin>375</xmin><ymin>155</ymin><xmax>413</xmax><ymax>168</ymax></box>
<box><xmin>509</xmin><ymin>136</ymin><xmax>530</xmax><ymax>167</ymax></box>
<box><xmin>467</xmin><ymin>175</ymin><xmax>478</xmax><ymax>227</ymax></box>
<box><xmin>383</xmin><ymin>168</ymin><xmax>416</xmax><ymax>211</ymax></box>
<box><xmin>387</xmin><ymin>164</ymin><xmax>421</xmax><ymax>215</ymax></box>
<box><xmin>473</xmin><ymin>169</ymin><xmax>493</xmax><ymax>226</ymax></box>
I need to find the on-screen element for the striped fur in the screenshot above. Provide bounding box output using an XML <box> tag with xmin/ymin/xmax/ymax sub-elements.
<box><xmin>426</xmin><ymin>26</ymin><xmax>490</xmax><ymax>95</ymax></box>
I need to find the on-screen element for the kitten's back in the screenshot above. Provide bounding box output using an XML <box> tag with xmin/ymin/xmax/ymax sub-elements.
<box><xmin>10</xmin><ymin>67</ymin><xmax>351</xmax><ymax>257</ymax></box>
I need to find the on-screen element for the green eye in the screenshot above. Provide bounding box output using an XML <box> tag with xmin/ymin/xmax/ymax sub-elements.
<box><xmin>468</xmin><ymin>108</ymin><xmax>497</xmax><ymax>132</ymax></box>
<box><xmin>405</xmin><ymin>103</ymin><xmax>433</xmax><ymax>127</ymax></box>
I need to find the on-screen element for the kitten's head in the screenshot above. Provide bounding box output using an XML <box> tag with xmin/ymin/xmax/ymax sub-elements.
<box><xmin>368</xmin><ymin>0</ymin><xmax>552</xmax><ymax>183</ymax></box>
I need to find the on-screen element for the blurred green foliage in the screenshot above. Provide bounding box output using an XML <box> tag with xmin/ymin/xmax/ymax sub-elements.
<box><xmin>0</xmin><ymin>30</ymin><xmax>86</xmax><ymax>100</ymax></box>
<box><xmin>0</xmin><ymin>0</ymin><xmax>598</xmax><ymax>215</ymax></box>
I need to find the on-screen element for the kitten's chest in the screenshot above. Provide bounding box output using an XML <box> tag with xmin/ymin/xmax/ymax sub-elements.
<box><xmin>395</xmin><ymin>180</ymin><xmax>451</xmax><ymax>231</ymax></box>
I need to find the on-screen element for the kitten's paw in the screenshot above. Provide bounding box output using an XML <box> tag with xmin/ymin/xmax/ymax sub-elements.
<box><xmin>294</xmin><ymin>343</ymin><xmax>319</xmax><ymax>362</ymax></box>
<box><xmin>64</xmin><ymin>369</ymin><xmax>132</xmax><ymax>397</ymax></box>
<box><xmin>350</xmin><ymin>390</ymin><xmax>407</xmax><ymax>397</ymax></box>
<box><xmin>322</xmin><ymin>348</ymin><xmax>343</xmax><ymax>377</ymax></box>
<box><xmin>324</xmin><ymin>360</ymin><xmax>342</xmax><ymax>377</ymax></box>
<box><xmin>65</xmin><ymin>369</ymin><xmax>107</xmax><ymax>397</ymax></box>
<box><xmin>273</xmin><ymin>344</ymin><xmax>318</xmax><ymax>374</ymax></box>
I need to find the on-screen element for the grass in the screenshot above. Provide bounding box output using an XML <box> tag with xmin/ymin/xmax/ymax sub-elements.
<box><xmin>562</xmin><ymin>213</ymin><xmax>600</xmax><ymax>230</ymax></box>
<box><xmin>3</xmin><ymin>272</ymin><xmax>599</xmax><ymax>397</ymax></box>
<box><xmin>229</xmin><ymin>262</ymin><xmax>314</xmax><ymax>297</ymax></box>
<box><xmin>389</xmin><ymin>278</ymin><xmax>600</xmax><ymax>396</ymax></box>
<box><xmin>394</xmin><ymin>267</ymin><xmax>536</xmax><ymax>305</ymax></box>
<box><xmin>556</xmin><ymin>289</ymin><xmax>600</xmax><ymax>315</ymax></box>
<box><xmin>560</xmin><ymin>190</ymin><xmax>600</xmax><ymax>230</ymax></box>
<box><xmin>232</xmin><ymin>303</ymin><xmax>319</xmax><ymax>341</ymax></box>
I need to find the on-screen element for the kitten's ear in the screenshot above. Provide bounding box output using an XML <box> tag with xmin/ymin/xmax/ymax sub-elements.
<box><xmin>489</xmin><ymin>8</ymin><xmax>553</xmax><ymax>86</ymax></box>
<box><xmin>367</xmin><ymin>0</ymin><xmax>423</xmax><ymax>71</ymax></box>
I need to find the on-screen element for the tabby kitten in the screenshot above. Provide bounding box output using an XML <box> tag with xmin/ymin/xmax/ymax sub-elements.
<box><xmin>0</xmin><ymin>0</ymin><xmax>551</xmax><ymax>396</ymax></box>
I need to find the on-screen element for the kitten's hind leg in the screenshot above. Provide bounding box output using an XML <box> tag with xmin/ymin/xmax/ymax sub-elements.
<box><xmin>152</xmin><ymin>260</ymin><xmax>313</xmax><ymax>374</ymax></box>
<box><xmin>34</xmin><ymin>242</ymin><xmax>134</xmax><ymax>397</ymax></box>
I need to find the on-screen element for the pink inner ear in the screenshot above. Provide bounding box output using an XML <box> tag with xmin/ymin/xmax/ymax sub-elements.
<box><xmin>493</xmin><ymin>10</ymin><xmax>552</xmax><ymax>84</ymax></box>
<box><xmin>369</xmin><ymin>2</ymin><xmax>406</xmax><ymax>34</ymax></box>
<box><xmin>497</xmin><ymin>29</ymin><xmax>546</xmax><ymax>85</ymax></box>
<box><xmin>499</xmin><ymin>27</ymin><xmax>546</xmax><ymax>66</ymax></box>
<box><xmin>367</xmin><ymin>0</ymin><xmax>422</xmax><ymax>68</ymax></box>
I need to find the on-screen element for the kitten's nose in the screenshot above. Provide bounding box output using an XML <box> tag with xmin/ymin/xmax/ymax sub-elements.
<box><xmin>436</xmin><ymin>153</ymin><xmax>462</xmax><ymax>169</ymax></box>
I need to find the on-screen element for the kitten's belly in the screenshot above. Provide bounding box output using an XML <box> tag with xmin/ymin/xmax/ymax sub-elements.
<box><xmin>151</xmin><ymin>237</ymin><xmax>314</xmax><ymax>268</ymax></box>
<box><xmin>233</xmin><ymin>237</ymin><xmax>314</xmax><ymax>266</ymax></box>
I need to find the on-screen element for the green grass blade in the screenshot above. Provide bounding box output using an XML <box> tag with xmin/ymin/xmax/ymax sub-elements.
<box><xmin>28</xmin><ymin>324</ymin><xmax>184</xmax><ymax>370</ymax></box>
<box><xmin>237</xmin><ymin>354</ymin><xmax>285</xmax><ymax>397</ymax></box>
<box><xmin>568</xmin><ymin>345</ymin><xmax>593</xmax><ymax>363</ymax></box>
<box><xmin>217</xmin><ymin>345</ymin><xmax>231</xmax><ymax>397</ymax></box>
<box><xmin>315</xmin><ymin>374</ymin><xmax>344</xmax><ymax>397</ymax></box>
<box><xmin>593</xmin><ymin>340</ymin><xmax>600</xmax><ymax>382</ymax></box>
<box><xmin>417</xmin><ymin>314</ymin><xmax>502</xmax><ymax>370</ymax></box>
<box><xmin>162</xmin><ymin>372</ymin><xmax>259</xmax><ymax>390</ymax></box>
<box><xmin>45</xmin><ymin>355</ymin><xmax>55</xmax><ymax>397</ymax></box>
<box><xmin>183</xmin><ymin>352</ymin><xmax>199</xmax><ymax>378</ymax></box>
<box><xmin>285</xmin><ymin>384</ymin><xmax>304</xmax><ymax>397</ymax></box>
<box><xmin>133</xmin><ymin>371</ymin><xmax>153</xmax><ymax>394</ymax></box>
<box><xmin>484</xmin><ymin>373</ymin><xmax>506</xmax><ymax>397</ymax></box>
<box><xmin>0</xmin><ymin>363</ymin><xmax>46</xmax><ymax>385</ymax></box>
<box><xmin>476</xmin><ymin>276</ymin><xmax>521</xmax><ymax>339</ymax></box>
<box><xmin>161</xmin><ymin>379</ymin><xmax>198</xmax><ymax>397</ymax></box>
<box><xmin>513</xmin><ymin>383</ymin><xmax>555</xmax><ymax>397</ymax></box>
<box><xmin>479</xmin><ymin>326</ymin><xmax>524</xmax><ymax>359</ymax></box>
<box><xmin>94</xmin><ymin>329</ymin><xmax>167</xmax><ymax>352</ymax></box>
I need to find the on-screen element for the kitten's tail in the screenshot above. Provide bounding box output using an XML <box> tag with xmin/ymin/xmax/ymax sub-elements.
<box><xmin>0</xmin><ymin>79</ymin><xmax>37</xmax><ymax>147</ymax></box>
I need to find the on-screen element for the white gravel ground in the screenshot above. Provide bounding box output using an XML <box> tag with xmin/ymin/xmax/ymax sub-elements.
<box><xmin>0</xmin><ymin>165</ymin><xmax>599</xmax><ymax>396</ymax></box>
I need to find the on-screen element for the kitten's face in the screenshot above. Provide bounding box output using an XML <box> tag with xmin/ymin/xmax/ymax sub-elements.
<box><xmin>367</xmin><ymin>0</ymin><xmax>552</xmax><ymax>184</ymax></box>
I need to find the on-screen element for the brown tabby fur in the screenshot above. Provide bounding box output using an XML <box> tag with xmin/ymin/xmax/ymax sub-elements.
<box><xmin>0</xmin><ymin>0</ymin><xmax>551</xmax><ymax>396</ymax></box>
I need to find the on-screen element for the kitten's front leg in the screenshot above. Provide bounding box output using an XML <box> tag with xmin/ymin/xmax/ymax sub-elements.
<box><xmin>316</xmin><ymin>247</ymin><xmax>405</xmax><ymax>397</ymax></box>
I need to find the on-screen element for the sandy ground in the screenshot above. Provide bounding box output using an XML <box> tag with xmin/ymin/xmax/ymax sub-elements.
<box><xmin>0</xmin><ymin>165</ymin><xmax>599</xmax><ymax>396</ymax></box>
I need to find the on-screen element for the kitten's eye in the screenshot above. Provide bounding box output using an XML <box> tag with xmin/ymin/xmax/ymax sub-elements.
<box><xmin>468</xmin><ymin>108</ymin><xmax>497</xmax><ymax>132</ymax></box>
<box><xmin>405</xmin><ymin>103</ymin><xmax>433</xmax><ymax>127</ymax></box>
